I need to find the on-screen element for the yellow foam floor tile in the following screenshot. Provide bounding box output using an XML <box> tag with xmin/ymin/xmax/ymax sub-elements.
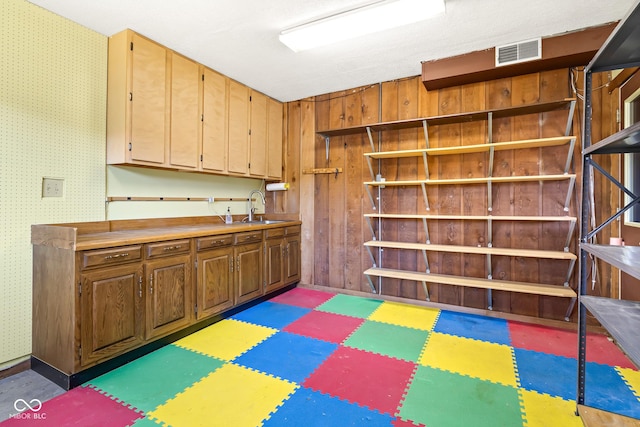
<box><xmin>368</xmin><ymin>301</ymin><xmax>439</xmax><ymax>331</ymax></box>
<box><xmin>519</xmin><ymin>389</ymin><xmax>583</xmax><ymax>427</ymax></box>
<box><xmin>174</xmin><ymin>319</ymin><xmax>277</xmax><ymax>361</ymax></box>
<box><xmin>419</xmin><ymin>332</ymin><xmax>518</xmax><ymax>387</ymax></box>
<box><xmin>617</xmin><ymin>367</ymin><xmax>640</xmax><ymax>400</ymax></box>
<box><xmin>148</xmin><ymin>363</ymin><xmax>297</xmax><ymax>427</ymax></box>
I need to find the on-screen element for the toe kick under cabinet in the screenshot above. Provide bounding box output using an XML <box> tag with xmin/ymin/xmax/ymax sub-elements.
<box><xmin>31</xmin><ymin>217</ymin><xmax>301</xmax><ymax>389</ymax></box>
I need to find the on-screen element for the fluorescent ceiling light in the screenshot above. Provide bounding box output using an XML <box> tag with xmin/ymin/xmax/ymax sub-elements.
<box><xmin>279</xmin><ymin>0</ymin><xmax>446</xmax><ymax>52</ymax></box>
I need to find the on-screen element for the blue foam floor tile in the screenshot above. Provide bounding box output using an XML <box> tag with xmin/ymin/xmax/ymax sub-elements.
<box><xmin>230</xmin><ymin>301</ymin><xmax>311</xmax><ymax>329</ymax></box>
<box><xmin>515</xmin><ymin>348</ymin><xmax>640</xmax><ymax>418</ymax></box>
<box><xmin>434</xmin><ymin>311</ymin><xmax>511</xmax><ymax>345</ymax></box>
<box><xmin>233</xmin><ymin>331</ymin><xmax>338</xmax><ymax>383</ymax></box>
<box><xmin>262</xmin><ymin>387</ymin><xmax>394</xmax><ymax>426</ymax></box>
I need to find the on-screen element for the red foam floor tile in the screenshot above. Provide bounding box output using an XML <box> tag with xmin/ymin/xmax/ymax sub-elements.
<box><xmin>283</xmin><ymin>310</ymin><xmax>364</xmax><ymax>344</ymax></box>
<box><xmin>269</xmin><ymin>287</ymin><xmax>336</xmax><ymax>309</ymax></box>
<box><xmin>303</xmin><ymin>346</ymin><xmax>416</xmax><ymax>416</ymax></box>
<box><xmin>0</xmin><ymin>386</ymin><xmax>143</xmax><ymax>426</ymax></box>
<box><xmin>508</xmin><ymin>321</ymin><xmax>636</xmax><ymax>369</ymax></box>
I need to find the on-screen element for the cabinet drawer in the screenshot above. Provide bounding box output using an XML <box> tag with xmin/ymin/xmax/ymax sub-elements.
<box><xmin>234</xmin><ymin>231</ymin><xmax>263</xmax><ymax>244</ymax></box>
<box><xmin>265</xmin><ymin>228</ymin><xmax>285</xmax><ymax>239</ymax></box>
<box><xmin>196</xmin><ymin>234</ymin><xmax>233</xmax><ymax>251</ymax></box>
<box><xmin>285</xmin><ymin>225</ymin><xmax>301</xmax><ymax>236</ymax></box>
<box><xmin>146</xmin><ymin>239</ymin><xmax>191</xmax><ymax>258</ymax></box>
<box><xmin>81</xmin><ymin>245</ymin><xmax>142</xmax><ymax>270</ymax></box>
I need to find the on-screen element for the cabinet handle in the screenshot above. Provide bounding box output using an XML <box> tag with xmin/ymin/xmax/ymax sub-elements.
<box><xmin>230</xmin><ymin>258</ymin><xmax>234</xmax><ymax>273</ymax></box>
<box><xmin>104</xmin><ymin>252</ymin><xmax>129</xmax><ymax>260</ymax></box>
<box><xmin>163</xmin><ymin>245</ymin><xmax>181</xmax><ymax>251</ymax></box>
<box><xmin>149</xmin><ymin>275</ymin><xmax>153</xmax><ymax>295</ymax></box>
<box><xmin>138</xmin><ymin>276</ymin><xmax>142</xmax><ymax>298</ymax></box>
<box><xmin>237</xmin><ymin>257</ymin><xmax>240</xmax><ymax>272</ymax></box>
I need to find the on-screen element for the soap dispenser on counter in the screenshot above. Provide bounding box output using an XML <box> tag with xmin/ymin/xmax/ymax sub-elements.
<box><xmin>225</xmin><ymin>207</ymin><xmax>233</xmax><ymax>224</ymax></box>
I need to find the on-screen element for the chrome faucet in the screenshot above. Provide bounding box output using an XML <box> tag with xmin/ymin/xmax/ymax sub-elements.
<box><xmin>248</xmin><ymin>189</ymin><xmax>266</xmax><ymax>222</ymax></box>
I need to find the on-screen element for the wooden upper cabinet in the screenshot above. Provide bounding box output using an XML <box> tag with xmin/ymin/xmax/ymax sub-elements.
<box><xmin>249</xmin><ymin>91</ymin><xmax>268</xmax><ymax>178</ymax></box>
<box><xmin>201</xmin><ymin>67</ymin><xmax>228</xmax><ymax>173</ymax></box>
<box><xmin>228</xmin><ymin>80</ymin><xmax>250</xmax><ymax>175</ymax></box>
<box><xmin>107</xmin><ymin>30</ymin><xmax>168</xmax><ymax>166</ymax></box>
<box><xmin>106</xmin><ymin>29</ymin><xmax>282</xmax><ymax>179</ymax></box>
<box><xmin>169</xmin><ymin>52</ymin><xmax>200</xmax><ymax>170</ymax></box>
<box><xmin>267</xmin><ymin>99</ymin><xmax>283</xmax><ymax>180</ymax></box>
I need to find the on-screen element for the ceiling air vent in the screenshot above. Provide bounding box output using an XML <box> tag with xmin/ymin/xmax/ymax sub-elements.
<box><xmin>495</xmin><ymin>38</ymin><xmax>541</xmax><ymax>67</ymax></box>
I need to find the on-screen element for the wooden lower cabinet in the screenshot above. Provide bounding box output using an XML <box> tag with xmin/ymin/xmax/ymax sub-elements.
<box><xmin>31</xmin><ymin>219</ymin><xmax>300</xmax><ymax>389</ymax></box>
<box><xmin>196</xmin><ymin>246</ymin><xmax>234</xmax><ymax>319</ymax></box>
<box><xmin>235</xmin><ymin>241</ymin><xmax>263</xmax><ymax>304</ymax></box>
<box><xmin>144</xmin><ymin>254</ymin><xmax>192</xmax><ymax>339</ymax></box>
<box><xmin>80</xmin><ymin>264</ymin><xmax>144</xmax><ymax>367</ymax></box>
<box><xmin>265</xmin><ymin>229</ymin><xmax>285</xmax><ymax>293</ymax></box>
<box><xmin>284</xmin><ymin>233</ymin><xmax>301</xmax><ymax>285</ymax></box>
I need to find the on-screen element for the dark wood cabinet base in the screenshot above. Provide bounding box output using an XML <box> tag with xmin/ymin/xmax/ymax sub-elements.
<box><xmin>32</xmin><ymin>283</ymin><xmax>296</xmax><ymax>390</ymax></box>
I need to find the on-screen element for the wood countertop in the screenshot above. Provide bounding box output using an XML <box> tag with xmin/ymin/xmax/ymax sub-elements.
<box><xmin>31</xmin><ymin>217</ymin><xmax>301</xmax><ymax>251</ymax></box>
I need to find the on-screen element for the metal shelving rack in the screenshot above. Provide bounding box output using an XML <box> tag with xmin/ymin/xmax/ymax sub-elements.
<box><xmin>577</xmin><ymin>0</ymin><xmax>640</xmax><ymax>415</ymax></box>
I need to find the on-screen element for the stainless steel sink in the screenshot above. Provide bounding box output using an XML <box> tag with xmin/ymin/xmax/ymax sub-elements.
<box><xmin>249</xmin><ymin>219</ymin><xmax>287</xmax><ymax>225</ymax></box>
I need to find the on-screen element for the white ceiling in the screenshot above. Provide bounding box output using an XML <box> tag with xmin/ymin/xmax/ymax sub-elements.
<box><xmin>28</xmin><ymin>0</ymin><xmax>637</xmax><ymax>102</ymax></box>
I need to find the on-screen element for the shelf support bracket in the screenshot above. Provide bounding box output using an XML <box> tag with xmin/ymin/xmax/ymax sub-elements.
<box><xmin>565</xmin><ymin>100</ymin><xmax>576</xmax><ymax>137</ymax></box>
<box><xmin>366</xmin><ymin>156</ymin><xmax>375</xmax><ymax>181</ymax></box>
<box><xmin>421</xmin><ymin>281</ymin><xmax>430</xmax><ymax>301</ymax></box>
<box><xmin>564</xmin><ymin>297</ymin><xmax>576</xmax><ymax>322</ymax></box>
<box><xmin>365</xmin><ymin>184</ymin><xmax>377</xmax><ymax>210</ymax></box>
<box><xmin>488</xmin><ymin>216</ymin><xmax>493</xmax><ymax>248</ymax></box>
<box><xmin>421</xmin><ymin>249</ymin><xmax>430</xmax><ymax>273</ymax></box>
<box><xmin>487</xmin><ymin>288</ymin><xmax>493</xmax><ymax>311</ymax></box>
<box><xmin>488</xmin><ymin>112</ymin><xmax>493</xmax><ymax>144</ymax></box>
<box><xmin>564</xmin><ymin>176</ymin><xmax>576</xmax><ymax>212</ymax></box>
<box><xmin>366</xmin><ymin>246</ymin><xmax>377</xmax><ymax>267</ymax></box>
<box><xmin>364</xmin><ymin>274</ymin><xmax>377</xmax><ymax>293</ymax></box>
<box><xmin>366</xmin><ymin>216</ymin><xmax>378</xmax><ymax>241</ymax></box>
<box><xmin>422</xmin><ymin>120</ymin><xmax>430</xmax><ymax>149</ymax></box>
<box><xmin>565</xmin><ymin>259</ymin><xmax>576</xmax><ymax>287</ymax></box>
<box><xmin>422</xmin><ymin>217</ymin><xmax>431</xmax><ymax>244</ymax></box>
<box><xmin>564</xmin><ymin>137</ymin><xmax>576</xmax><ymax>175</ymax></box>
<box><xmin>487</xmin><ymin>180</ymin><xmax>493</xmax><ymax>213</ymax></box>
<box><xmin>366</xmin><ymin>126</ymin><xmax>376</xmax><ymax>152</ymax></box>
<box><xmin>420</xmin><ymin>182</ymin><xmax>430</xmax><ymax>211</ymax></box>
<box><xmin>422</xmin><ymin>152</ymin><xmax>429</xmax><ymax>180</ymax></box>
<box><xmin>564</xmin><ymin>219</ymin><xmax>577</xmax><ymax>252</ymax></box>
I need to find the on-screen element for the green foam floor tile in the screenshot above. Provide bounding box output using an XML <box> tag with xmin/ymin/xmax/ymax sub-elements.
<box><xmin>88</xmin><ymin>344</ymin><xmax>225</xmax><ymax>413</ymax></box>
<box><xmin>399</xmin><ymin>365</ymin><xmax>524</xmax><ymax>427</ymax></box>
<box><xmin>343</xmin><ymin>320</ymin><xmax>429</xmax><ymax>362</ymax></box>
<box><xmin>316</xmin><ymin>293</ymin><xmax>384</xmax><ymax>319</ymax></box>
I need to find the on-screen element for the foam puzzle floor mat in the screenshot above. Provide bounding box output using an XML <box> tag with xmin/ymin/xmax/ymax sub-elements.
<box><xmin>3</xmin><ymin>287</ymin><xmax>640</xmax><ymax>426</ymax></box>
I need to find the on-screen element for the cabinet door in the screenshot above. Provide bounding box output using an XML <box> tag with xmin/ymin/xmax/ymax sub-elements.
<box><xmin>264</xmin><ymin>238</ymin><xmax>284</xmax><ymax>293</ymax></box>
<box><xmin>267</xmin><ymin>98</ymin><xmax>283</xmax><ymax>180</ymax></box>
<box><xmin>235</xmin><ymin>242</ymin><xmax>263</xmax><ymax>304</ymax></box>
<box><xmin>196</xmin><ymin>247</ymin><xmax>234</xmax><ymax>319</ymax></box>
<box><xmin>130</xmin><ymin>33</ymin><xmax>167</xmax><ymax>165</ymax></box>
<box><xmin>202</xmin><ymin>67</ymin><xmax>228</xmax><ymax>173</ymax></box>
<box><xmin>228</xmin><ymin>81</ymin><xmax>250</xmax><ymax>175</ymax></box>
<box><xmin>145</xmin><ymin>255</ymin><xmax>192</xmax><ymax>339</ymax></box>
<box><xmin>284</xmin><ymin>234</ymin><xmax>301</xmax><ymax>285</ymax></box>
<box><xmin>80</xmin><ymin>264</ymin><xmax>144</xmax><ymax>367</ymax></box>
<box><xmin>170</xmin><ymin>53</ymin><xmax>200</xmax><ymax>169</ymax></box>
<box><xmin>249</xmin><ymin>91</ymin><xmax>268</xmax><ymax>178</ymax></box>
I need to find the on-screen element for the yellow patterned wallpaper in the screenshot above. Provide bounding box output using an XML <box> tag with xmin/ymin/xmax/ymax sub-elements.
<box><xmin>0</xmin><ymin>0</ymin><xmax>107</xmax><ymax>368</ymax></box>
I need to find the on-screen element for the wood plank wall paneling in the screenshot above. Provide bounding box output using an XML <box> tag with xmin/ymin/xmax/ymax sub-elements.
<box><xmin>287</xmin><ymin>68</ymin><xmax>620</xmax><ymax>322</ymax></box>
